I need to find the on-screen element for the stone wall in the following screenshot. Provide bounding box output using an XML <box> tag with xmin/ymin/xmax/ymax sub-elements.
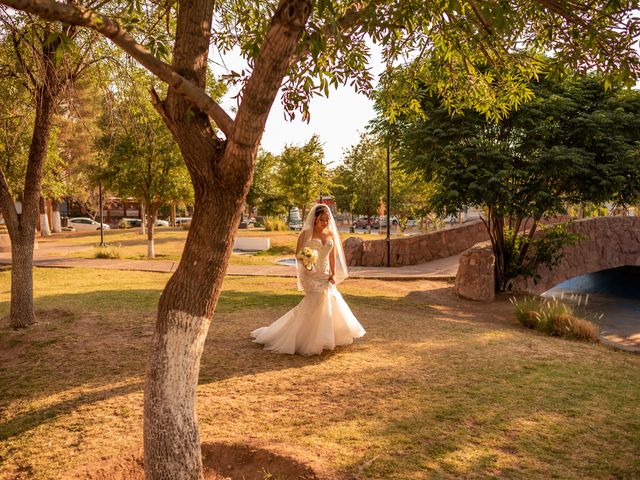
<box><xmin>343</xmin><ymin>220</ymin><xmax>489</xmax><ymax>267</ymax></box>
<box><xmin>455</xmin><ymin>216</ymin><xmax>640</xmax><ymax>300</ymax></box>
<box><xmin>509</xmin><ymin>216</ymin><xmax>640</xmax><ymax>294</ymax></box>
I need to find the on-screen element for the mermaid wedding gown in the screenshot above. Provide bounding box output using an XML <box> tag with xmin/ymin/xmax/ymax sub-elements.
<box><xmin>251</xmin><ymin>238</ymin><xmax>366</xmax><ymax>356</ymax></box>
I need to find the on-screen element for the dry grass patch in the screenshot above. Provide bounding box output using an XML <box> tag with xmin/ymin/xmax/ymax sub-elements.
<box><xmin>0</xmin><ymin>270</ymin><xmax>638</xmax><ymax>479</ymax></box>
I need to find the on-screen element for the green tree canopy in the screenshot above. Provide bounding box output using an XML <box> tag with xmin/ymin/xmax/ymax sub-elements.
<box><xmin>392</xmin><ymin>74</ymin><xmax>640</xmax><ymax>290</ymax></box>
<box><xmin>275</xmin><ymin>134</ymin><xmax>328</xmax><ymax>218</ymax></box>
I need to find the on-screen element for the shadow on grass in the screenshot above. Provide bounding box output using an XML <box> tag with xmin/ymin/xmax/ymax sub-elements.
<box><xmin>0</xmin><ymin>287</ymin><xmax>329</xmax><ymax>441</ymax></box>
<box><xmin>0</xmin><ymin>382</ymin><xmax>143</xmax><ymax>442</ymax></box>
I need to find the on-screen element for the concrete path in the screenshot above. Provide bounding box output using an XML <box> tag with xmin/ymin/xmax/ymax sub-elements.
<box><xmin>2</xmin><ymin>236</ymin><xmax>636</xmax><ymax>353</ymax></box>
<box><xmin>0</xmin><ymin>239</ymin><xmax>459</xmax><ymax>280</ymax></box>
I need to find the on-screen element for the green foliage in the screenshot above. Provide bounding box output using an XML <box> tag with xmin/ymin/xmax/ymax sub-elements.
<box><xmin>391</xmin><ymin>72</ymin><xmax>640</xmax><ymax>290</ymax></box>
<box><xmin>332</xmin><ymin>134</ymin><xmax>385</xmax><ymax>218</ymax></box>
<box><xmin>247</xmin><ymin>150</ymin><xmax>287</xmax><ymax>217</ymax></box>
<box><xmin>254</xmin><ymin>245</ymin><xmax>295</xmax><ymax>257</ymax></box>
<box><xmin>208</xmin><ymin>0</ymin><xmax>640</xmax><ymax>123</ymax></box>
<box><xmin>511</xmin><ymin>296</ymin><xmax>600</xmax><ymax>342</ymax></box>
<box><xmin>95</xmin><ymin>64</ymin><xmax>193</xmax><ymax>217</ymax></box>
<box><xmin>274</xmin><ymin>134</ymin><xmax>328</xmax><ymax>215</ymax></box>
<box><xmin>503</xmin><ymin>224</ymin><xmax>581</xmax><ymax>291</ymax></box>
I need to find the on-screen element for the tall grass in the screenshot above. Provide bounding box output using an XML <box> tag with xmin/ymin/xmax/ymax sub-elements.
<box><xmin>511</xmin><ymin>295</ymin><xmax>600</xmax><ymax>342</ymax></box>
<box><xmin>264</xmin><ymin>217</ymin><xmax>287</xmax><ymax>231</ymax></box>
<box><xmin>93</xmin><ymin>244</ymin><xmax>122</xmax><ymax>259</ymax></box>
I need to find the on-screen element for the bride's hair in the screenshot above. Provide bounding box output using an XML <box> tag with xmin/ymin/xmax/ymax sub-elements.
<box><xmin>314</xmin><ymin>205</ymin><xmax>329</xmax><ymax>222</ymax></box>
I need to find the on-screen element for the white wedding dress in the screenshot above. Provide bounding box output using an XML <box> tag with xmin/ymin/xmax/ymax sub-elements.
<box><xmin>251</xmin><ymin>238</ymin><xmax>365</xmax><ymax>356</ymax></box>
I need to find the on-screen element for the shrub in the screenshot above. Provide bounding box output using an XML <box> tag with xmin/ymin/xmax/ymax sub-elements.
<box><xmin>255</xmin><ymin>245</ymin><xmax>295</xmax><ymax>257</ymax></box>
<box><xmin>264</xmin><ymin>217</ymin><xmax>287</xmax><ymax>231</ymax></box>
<box><xmin>510</xmin><ymin>295</ymin><xmax>599</xmax><ymax>342</ymax></box>
<box><xmin>93</xmin><ymin>244</ymin><xmax>121</xmax><ymax>259</ymax></box>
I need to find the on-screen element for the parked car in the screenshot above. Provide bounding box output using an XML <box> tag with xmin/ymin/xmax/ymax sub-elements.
<box><xmin>68</xmin><ymin>217</ymin><xmax>110</xmax><ymax>231</ymax></box>
<box><xmin>239</xmin><ymin>216</ymin><xmax>256</xmax><ymax>229</ymax></box>
<box><xmin>352</xmin><ymin>216</ymin><xmax>379</xmax><ymax>229</ymax></box>
<box><xmin>379</xmin><ymin>215</ymin><xmax>399</xmax><ymax>227</ymax></box>
<box><xmin>175</xmin><ymin>217</ymin><xmax>192</xmax><ymax>226</ymax></box>
<box><xmin>120</xmin><ymin>218</ymin><xmax>170</xmax><ymax>228</ymax></box>
<box><xmin>406</xmin><ymin>218</ymin><xmax>419</xmax><ymax>228</ymax></box>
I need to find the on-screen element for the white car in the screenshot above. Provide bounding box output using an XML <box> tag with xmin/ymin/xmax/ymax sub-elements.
<box><xmin>68</xmin><ymin>217</ymin><xmax>111</xmax><ymax>231</ymax></box>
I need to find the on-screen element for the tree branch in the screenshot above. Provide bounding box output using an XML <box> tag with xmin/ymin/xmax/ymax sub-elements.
<box><xmin>0</xmin><ymin>167</ymin><xmax>18</xmax><ymax>233</ymax></box>
<box><xmin>289</xmin><ymin>2</ymin><xmax>370</xmax><ymax>67</ymax></box>
<box><xmin>467</xmin><ymin>0</ymin><xmax>493</xmax><ymax>35</ymax></box>
<box><xmin>0</xmin><ymin>0</ymin><xmax>234</xmax><ymax>137</ymax></box>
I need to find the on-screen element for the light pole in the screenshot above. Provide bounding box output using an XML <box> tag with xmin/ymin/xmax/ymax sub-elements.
<box><xmin>98</xmin><ymin>182</ymin><xmax>105</xmax><ymax>247</ymax></box>
<box><xmin>386</xmin><ymin>140</ymin><xmax>391</xmax><ymax>267</ymax></box>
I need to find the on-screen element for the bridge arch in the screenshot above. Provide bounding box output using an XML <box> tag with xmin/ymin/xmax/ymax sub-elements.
<box><xmin>456</xmin><ymin>216</ymin><xmax>640</xmax><ymax>299</ymax></box>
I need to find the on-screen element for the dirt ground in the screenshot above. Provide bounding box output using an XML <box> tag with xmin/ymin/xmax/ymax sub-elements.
<box><xmin>1</xmin><ymin>272</ymin><xmax>638</xmax><ymax>480</ymax></box>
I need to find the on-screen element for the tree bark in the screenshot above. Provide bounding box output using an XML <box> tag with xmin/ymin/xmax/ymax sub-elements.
<box><xmin>140</xmin><ymin>200</ymin><xmax>146</xmax><ymax>236</ymax></box>
<box><xmin>0</xmin><ymin>35</ymin><xmax>60</xmax><ymax>329</ymax></box>
<box><xmin>9</xmin><ymin>235</ymin><xmax>36</xmax><ymax>327</ymax></box>
<box><xmin>143</xmin><ymin>0</ymin><xmax>312</xmax><ymax>477</ymax></box>
<box><xmin>51</xmin><ymin>199</ymin><xmax>61</xmax><ymax>232</ymax></box>
<box><xmin>39</xmin><ymin>196</ymin><xmax>51</xmax><ymax>237</ymax></box>
<box><xmin>170</xmin><ymin>202</ymin><xmax>176</xmax><ymax>227</ymax></box>
<box><xmin>147</xmin><ymin>205</ymin><xmax>156</xmax><ymax>258</ymax></box>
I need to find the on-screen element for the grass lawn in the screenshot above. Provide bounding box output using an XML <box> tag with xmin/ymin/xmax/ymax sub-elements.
<box><xmin>38</xmin><ymin>228</ymin><xmax>399</xmax><ymax>266</ymax></box>
<box><xmin>0</xmin><ymin>268</ymin><xmax>638</xmax><ymax>479</ymax></box>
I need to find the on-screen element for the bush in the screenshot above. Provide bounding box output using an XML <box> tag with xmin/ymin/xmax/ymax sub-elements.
<box><xmin>255</xmin><ymin>245</ymin><xmax>295</xmax><ymax>256</ymax></box>
<box><xmin>264</xmin><ymin>217</ymin><xmax>287</xmax><ymax>231</ymax></box>
<box><xmin>510</xmin><ymin>295</ymin><xmax>599</xmax><ymax>342</ymax></box>
<box><xmin>93</xmin><ymin>244</ymin><xmax>121</xmax><ymax>259</ymax></box>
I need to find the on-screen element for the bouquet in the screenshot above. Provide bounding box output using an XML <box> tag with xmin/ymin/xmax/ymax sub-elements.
<box><xmin>297</xmin><ymin>246</ymin><xmax>319</xmax><ymax>271</ymax></box>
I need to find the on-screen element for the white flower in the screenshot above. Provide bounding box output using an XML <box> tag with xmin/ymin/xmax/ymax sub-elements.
<box><xmin>297</xmin><ymin>246</ymin><xmax>319</xmax><ymax>270</ymax></box>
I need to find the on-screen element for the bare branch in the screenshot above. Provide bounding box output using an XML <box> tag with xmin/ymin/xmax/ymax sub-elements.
<box><xmin>0</xmin><ymin>0</ymin><xmax>234</xmax><ymax>137</ymax></box>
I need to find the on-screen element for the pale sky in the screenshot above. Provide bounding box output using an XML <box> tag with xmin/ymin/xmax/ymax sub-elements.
<box><xmin>213</xmin><ymin>43</ymin><xmax>384</xmax><ymax>167</ymax></box>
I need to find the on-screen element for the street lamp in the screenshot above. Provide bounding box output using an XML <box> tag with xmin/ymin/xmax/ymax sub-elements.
<box><xmin>386</xmin><ymin>140</ymin><xmax>391</xmax><ymax>268</ymax></box>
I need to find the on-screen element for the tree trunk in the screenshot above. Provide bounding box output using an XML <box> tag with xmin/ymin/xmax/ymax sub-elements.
<box><xmin>170</xmin><ymin>202</ymin><xmax>176</xmax><ymax>227</ymax></box>
<box><xmin>39</xmin><ymin>196</ymin><xmax>51</xmax><ymax>237</ymax></box>
<box><xmin>51</xmin><ymin>199</ymin><xmax>62</xmax><ymax>232</ymax></box>
<box><xmin>9</xmin><ymin>230</ymin><xmax>36</xmax><ymax>328</ymax></box>
<box><xmin>140</xmin><ymin>200</ymin><xmax>146</xmax><ymax>235</ymax></box>
<box><xmin>141</xmin><ymin>0</ymin><xmax>312</xmax><ymax>477</ymax></box>
<box><xmin>147</xmin><ymin>205</ymin><xmax>156</xmax><ymax>258</ymax></box>
<box><xmin>1</xmin><ymin>36</ymin><xmax>60</xmax><ymax>328</ymax></box>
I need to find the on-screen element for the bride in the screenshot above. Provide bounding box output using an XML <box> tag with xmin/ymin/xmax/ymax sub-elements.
<box><xmin>251</xmin><ymin>204</ymin><xmax>365</xmax><ymax>356</ymax></box>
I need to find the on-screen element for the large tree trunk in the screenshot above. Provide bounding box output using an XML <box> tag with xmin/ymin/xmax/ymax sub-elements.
<box><xmin>9</xmin><ymin>231</ymin><xmax>36</xmax><ymax>327</ymax></box>
<box><xmin>3</xmin><ymin>61</ymin><xmax>58</xmax><ymax>328</ymax></box>
<box><xmin>143</xmin><ymin>0</ymin><xmax>312</xmax><ymax>477</ymax></box>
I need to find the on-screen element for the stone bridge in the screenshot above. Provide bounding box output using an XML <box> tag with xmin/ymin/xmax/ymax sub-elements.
<box><xmin>455</xmin><ymin>216</ymin><xmax>640</xmax><ymax>300</ymax></box>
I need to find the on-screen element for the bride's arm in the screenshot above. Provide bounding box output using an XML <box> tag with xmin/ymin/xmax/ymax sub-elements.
<box><xmin>295</xmin><ymin>232</ymin><xmax>305</xmax><ymax>255</ymax></box>
<box><xmin>328</xmin><ymin>234</ymin><xmax>336</xmax><ymax>284</ymax></box>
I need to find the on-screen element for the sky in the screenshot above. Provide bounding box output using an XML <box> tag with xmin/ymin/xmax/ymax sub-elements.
<box><xmin>214</xmin><ymin>43</ymin><xmax>384</xmax><ymax>167</ymax></box>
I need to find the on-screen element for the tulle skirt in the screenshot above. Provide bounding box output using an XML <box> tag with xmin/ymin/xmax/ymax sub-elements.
<box><xmin>251</xmin><ymin>283</ymin><xmax>365</xmax><ymax>356</ymax></box>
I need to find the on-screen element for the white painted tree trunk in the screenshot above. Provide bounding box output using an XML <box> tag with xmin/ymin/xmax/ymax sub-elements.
<box><xmin>144</xmin><ymin>310</ymin><xmax>211</xmax><ymax>479</ymax></box>
<box><xmin>51</xmin><ymin>202</ymin><xmax>62</xmax><ymax>233</ymax></box>
<box><xmin>39</xmin><ymin>213</ymin><xmax>51</xmax><ymax>237</ymax></box>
